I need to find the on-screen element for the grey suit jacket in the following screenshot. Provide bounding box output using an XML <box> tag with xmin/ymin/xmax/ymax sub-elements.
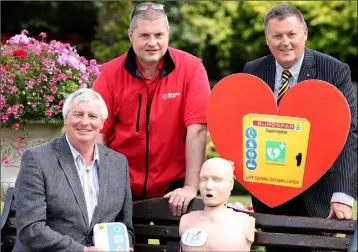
<box><xmin>243</xmin><ymin>48</ymin><xmax>357</xmax><ymax>218</ymax></box>
<box><xmin>14</xmin><ymin>135</ymin><xmax>135</xmax><ymax>252</ymax></box>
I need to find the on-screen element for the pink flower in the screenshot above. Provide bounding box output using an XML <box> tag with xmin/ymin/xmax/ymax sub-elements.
<box><xmin>46</xmin><ymin>95</ymin><xmax>54</xmax><ymax>102</ymax></box>
<box><xmin>0</xmin><ymin>95</ymin><xmax>6</xmax><ymax>109</ymax></box>
<box><xmin>9</xmin><ymin>86</ymin><xmax>17</xmax><ymax>94</ymax></box>
<box><xmin>44</xmin><ymin>109</ymin><xmax>53</xmax><ymax>116</ymax></box>
<box><xmin>39</xmin><ymin>32</ymin><xmax>47</xmax><ymax>39</ymax></box>
<box><xmin>12</xmin><ymin>123</ymin><xmax>20</xmax><ymax>130</ymax></box>
<box><xmin>17</xmin><ymin>135</ymin><xmax>24</xmax><ymax>142</ymax></box>
<box><xmin>26</xmin><ymin>79</ymin><xmax>35</xmax><ymax>89</ymax></box>
<box><xmin>1</xmin><ymin>65</ymin><xmax>11</xmax><ymax>72</ymax></box>
<box><xmin>16</xmin><ymin>146</ymin><xmax>24</xmax><ymax>152</ymax></box>
<box><xmin>90</xmin><ymin>59</ymin><xmax>97</xmax><ymax>65</ymax></box>
<box><xmin>50</xmin><ymin>87</ymin><xmax>58</xmax><ymax>94</ymax></box>
<box><xmin>1</xmin><ymin>30</ymin><xmax>101</xmax><ymax>131</ymax></box>
<box><xmin>57</xmin><ymin>53</ymin><xmax>69</xmax><ymax>65</ymax></box>
<box><xmin>1</xmin><ymin>157</ymin><xmax>9</xmax><ymax>165</ymax></box>
<box><xmin>1</xmin><ymin>115</ymin><xmax>9</xmax><ymax>122</ymax></box>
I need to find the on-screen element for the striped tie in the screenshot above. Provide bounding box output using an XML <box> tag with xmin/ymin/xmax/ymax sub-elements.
<box><xmin>277</xmin><ymin>70</ymin><xmax>292</xmax><ymax>105</ymax></box>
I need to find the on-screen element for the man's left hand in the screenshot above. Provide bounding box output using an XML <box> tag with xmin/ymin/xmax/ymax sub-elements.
<box><xmin>327</xmin><ymin>202</ymin><xmax>353</xmax><ymax>220</ymax></box>
<box><xmin>163</xmin><ymin>185</ymin><xmax>197</xmax><ymax>216</ymax></box>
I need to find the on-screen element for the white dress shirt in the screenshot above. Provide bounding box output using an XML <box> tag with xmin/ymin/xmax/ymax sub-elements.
<box><xmin>66</xmin><ymin>135</ymin><xmax>100</xmax><ymax>223</ymax></box>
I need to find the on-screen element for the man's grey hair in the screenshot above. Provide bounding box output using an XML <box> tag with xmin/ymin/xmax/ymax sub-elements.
<box><xmin>62</xmin><ymin>88</ymin><xmax>108</xmax><ymax>121</ymax></box>
<box><xmin>129</xmin><ymin>2</ymin><xmax>169</xmax><ymax>31</ymax></box>
<box><xmin>264</xmin><ymin>4</ymin><xmax>307</xmax><ymax>33</ymax></box>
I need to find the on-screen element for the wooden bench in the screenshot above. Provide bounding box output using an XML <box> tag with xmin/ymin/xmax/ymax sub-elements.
<box><xmin>132</xmin><ymin>198</ymin><xmax>357</xmax><ymax>252</ymax></box>
<box><xmin>1</xmin><ymin>187</ymin><xmax>16</xmax><ymax>252</ymax></box>
<box><xmin>1</xmin><ymin>188</ymin><xmax>357</xmax><ymax>252</ymax></box>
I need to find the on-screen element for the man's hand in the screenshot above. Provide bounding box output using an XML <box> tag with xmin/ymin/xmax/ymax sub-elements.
<box><xmin>327</xmin><ymin>202</ymin><xmax>353</xmax><ymax>220</ymax></box>
<box><xmin>129</xmin><ymin>247</ymin><xmax>134</xmax><ymax>252</ymax></box>
<box><xmin>163</xmin><ymin>185</ymin><xmax>197</xmax><ymax>216</ymax></box>
<box><xmin>83</xmin><ymin>247</ymin><xmax>103</xmax><ymax>252</ymax></box>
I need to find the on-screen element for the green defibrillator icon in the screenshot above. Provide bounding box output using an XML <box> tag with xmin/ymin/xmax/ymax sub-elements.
<box><xmin>265</xmin><ymin>141</ymin><xmax>286</xmax><ymax>163</ymax></box>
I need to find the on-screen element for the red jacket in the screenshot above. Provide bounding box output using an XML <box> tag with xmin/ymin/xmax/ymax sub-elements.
<box><xmin>93</xmin><ymin>47</ymin><xmax>210</xmax><ymax>198</ymax></box>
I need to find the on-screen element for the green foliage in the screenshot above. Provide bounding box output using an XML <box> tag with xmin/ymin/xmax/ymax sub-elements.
<box><xmin>91</xmin><ymin>1</ymin><xmax>133</xmax><ymax>63</ymax></box>
<box><xmin>169</xmin><ymin>1</ymin><xmax>357</xmax><ymax>80</ymax></box>
<box><xmin>91</xmin><ymin>1</ymin><xmax>357</xmax><ymax>79</ymax></box>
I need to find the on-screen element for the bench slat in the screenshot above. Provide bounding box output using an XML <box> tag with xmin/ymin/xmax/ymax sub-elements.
<box><xmin>241</xmin><ymin>210</ymin><xmax>356</xmax><ymax>234</ymax></box>
<box><xmin>133</xmin><ymin>198</ymin><xmax>204</xmax><ymax>222</ymax></box>
<box><xmin>5</xmin><ymin>217</ymin><xmax>16</xmax><ymax>229</ymax></box>
<box><xmin>255</xmin><ymin>232</ymin><xmax>351</xmax><ymax>251</ymax></box>
<box><xmin>134</xmin><ymin>224</ymin><xmax>179</xmax><ymax>239</ymax></box>
<box><xmin>133</xmin><ymin>198</ymin><xmax>355</xmax><ymax>234</ymax></box>
<box><xmin>10</xmin><ymin>201</ymin><xmax>16</xmax><ymax>212</ymax></box>
<box><xmin>132</xmin><ymin>224</ymin><xmax>352</xmax><ymax>250</ymax></box>
<box><xmin>1</xmin><ymin>188</ymin><xmax>15</xmax><ymax>231</ymax></box>
<box><xmin>2</xmin><ymin>235</ymin><xmax>16</xmax><ymax>247</ymax></box>
<box><xmin>134</xmin><ymin>244</ymin><xmax>178</xmax><ymax>252</ymax></box>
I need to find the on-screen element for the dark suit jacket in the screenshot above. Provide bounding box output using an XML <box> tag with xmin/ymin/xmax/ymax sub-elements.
<box><xmin>243</xmin><ymin>48</ymin><xmax>357</xmax><ymax>218</ymax></box>
<box><xmin>14</xmin><ymin>135</ymin><xmax>135</xmax><ymax>251</ymax></box>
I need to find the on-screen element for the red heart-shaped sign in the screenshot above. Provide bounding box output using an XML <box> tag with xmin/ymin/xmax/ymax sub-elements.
<box><xmin>207</xmin><ymin>73</ymin><xmax>350</xmax><ymax>207</ymax></box>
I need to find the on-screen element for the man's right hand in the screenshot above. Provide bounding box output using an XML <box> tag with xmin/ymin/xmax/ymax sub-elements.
<box><xmin>83</xmin><ymin>246</ymin><xmax>103</xmax><ymax>252</ymax></box>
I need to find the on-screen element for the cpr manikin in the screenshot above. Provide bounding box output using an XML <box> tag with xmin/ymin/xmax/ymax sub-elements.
<box><xmin>179</xmin><ymin>158</ymin><xmax>256</xmax><ymax>252</ymax></box>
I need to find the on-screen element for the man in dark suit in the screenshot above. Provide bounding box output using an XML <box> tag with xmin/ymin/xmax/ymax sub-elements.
<box><xmin>243</xmin><ymin>3</ymin><xmax>357</xmax><ymax>250</ymax></box>
<box><xmin>14</xmin><ymin>88</ymin><xmax>135</xmax><ymax>252</ymax></box>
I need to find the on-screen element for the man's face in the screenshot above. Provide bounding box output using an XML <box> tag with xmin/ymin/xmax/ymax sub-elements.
<box><xmin>64</xmin><ymin>100</ymin><xmax>104</xmax><ymax>146</ymax></box>
<box><xmin>128</xmin><ymin>16</ymin><xmax>169</xmax><ymax>64</ymax></box>
<box><xmin>265</xmin><ymin>15</ymin><xmax>307</xmax><ymax>69</ymax></box>
<box><xmin>199</xmin><ymin>160</ymin><xmax>233</xmax><ymax>207</ymax></box>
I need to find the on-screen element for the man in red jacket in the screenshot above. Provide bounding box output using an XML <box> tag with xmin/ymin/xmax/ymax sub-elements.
<box><xmin>93</xmin><ymin>2</ymin><xmax>211</xmax><ymax>216</ymax></box>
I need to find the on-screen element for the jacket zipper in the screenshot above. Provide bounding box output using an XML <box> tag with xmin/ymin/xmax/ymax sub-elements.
<box><xmin>142</xmin><ymin>78</ymin><xmax>161</xmax><ymax>198</ymax></box>
<box><xmin>143</xmin><ymin>87</ymin><xmax>150</xmax><ymax>198</ymax></box>
<box><xmin>136</xmin><ymin>94</ymin><xmax>142</xmax><ymax>132</ymax></box>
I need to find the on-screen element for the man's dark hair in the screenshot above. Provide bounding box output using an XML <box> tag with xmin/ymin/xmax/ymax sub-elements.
<box><xmin>264</xmin><ymin>4</ymin><xmax>307</xmax><ymax>32</ymax></box>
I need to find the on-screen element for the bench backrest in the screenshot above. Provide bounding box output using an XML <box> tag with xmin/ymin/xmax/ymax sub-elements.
<box><xmin>1</xmin><ymin>188</ymin><xmax>16</xmax><ymax>252</ymax></box>
<box><xmin>133</xmin><ymin>198</ymin><xmax>357</xmax><ymax>252</ymax></box>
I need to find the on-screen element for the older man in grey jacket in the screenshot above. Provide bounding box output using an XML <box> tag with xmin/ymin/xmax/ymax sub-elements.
<box><xmin>14</xmin><ymin>88</ymin><xmax>134</xmax><ymax>252</ymax></box>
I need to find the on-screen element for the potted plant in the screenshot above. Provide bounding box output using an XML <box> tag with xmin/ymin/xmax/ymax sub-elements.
<box><xmin>0</xmin><ymin>30</ymin><xmax>101</xmax><ymax>197</ymax></box>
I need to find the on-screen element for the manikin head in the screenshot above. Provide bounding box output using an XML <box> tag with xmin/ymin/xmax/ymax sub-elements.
<box><xmin>199</xmin><ymin>158</ymin><xmax>235</xmax><ymax>207</ymax></box>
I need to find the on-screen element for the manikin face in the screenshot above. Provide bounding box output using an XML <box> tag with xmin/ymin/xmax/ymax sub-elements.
<box><xmin>265</xmin><ymin>15</ymin><xmax>307</xmax><ymax>69</ymax></box>
<box><xmin>199</xmin><ymin>158</ymin><xmax>234</xmax><ymax>207</ymax></box>
<box><xmin>64</xmin><ymin>100</ymin><xmax>104</xmax><ymax>147</ymax></box>
<box><xmin>128</xmin><ymin>16</ymin><xmax>169</xmax><ymax>65</ymax></box>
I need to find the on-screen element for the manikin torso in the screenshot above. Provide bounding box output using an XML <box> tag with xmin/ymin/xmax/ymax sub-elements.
<box><xmin>179</xmin><ymin>206</ymin><xmax>255</xmax><ymax>252</ymax></box>
<box><xmin>179</xmin><ymin>158</ymin><xmax>256</xmax><ymax>252</ymax></box>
